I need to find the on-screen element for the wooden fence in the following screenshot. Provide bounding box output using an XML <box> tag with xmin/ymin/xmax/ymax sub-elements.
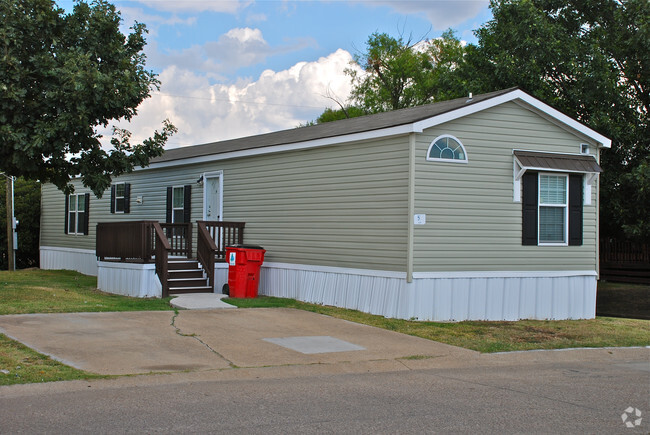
<box><xmin>600</xmin><ymin>239</ymin><xmax>650</xmax><ymax>284</ymax></box>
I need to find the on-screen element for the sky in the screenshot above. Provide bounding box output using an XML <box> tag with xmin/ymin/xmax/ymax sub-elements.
<box><xmin>59</xmin><ymin>0</ymin><xmax>494</xmax><ymax>149</ymax></box>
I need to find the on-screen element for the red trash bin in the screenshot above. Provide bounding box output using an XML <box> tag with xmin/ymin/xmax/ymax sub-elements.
<box><xmin>225</xmin><ymin>245</ymin><xmax>266</xmax><ymax>298</ymax></box>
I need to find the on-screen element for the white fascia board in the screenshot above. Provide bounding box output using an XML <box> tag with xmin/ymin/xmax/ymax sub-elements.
<box><xmin>98</xmin><ymin>261</ymin><xmax>155</xmax><ymax>271</ymax></box>
<box><xmin>412</xmin><ymin>89</ymin><xmax>611</xmax><ymax>148</ymax></box>
<box><xmin>146</xmin><ymin>124</ymin><xmax>415</xmax><ymax>171</ymax></box>
<box><xmin>40</xmin><ymin>246</ymin><xmax>95</xmax><ymax>255</ymax></box>
<box><xmin>262</xmin><ymin>261</ymin><xmax>407</xmax><ymax>279</ymax></box>
<box><xmin>412</xmin><ymin>270</ymin><xmax>598</xmax><ymax>279</ymax></box>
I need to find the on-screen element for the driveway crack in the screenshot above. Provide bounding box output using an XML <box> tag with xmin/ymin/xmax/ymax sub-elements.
<box><xmin>170</xmin><ymin>311</ymin><xmax>237</xmax><ymax>368</ymax></box>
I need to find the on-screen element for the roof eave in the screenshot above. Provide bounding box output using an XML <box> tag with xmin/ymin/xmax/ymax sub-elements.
<box><xmin>412</xmin><ymin>89</ymin><xmax>612</xmax><ymax>148</ymax></box>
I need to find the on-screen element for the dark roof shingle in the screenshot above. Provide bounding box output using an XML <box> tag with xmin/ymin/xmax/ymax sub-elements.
<box><xmin>153</xmin><ymin>88</ymin><xmax>518</xmax><ymax>163</ymax></box>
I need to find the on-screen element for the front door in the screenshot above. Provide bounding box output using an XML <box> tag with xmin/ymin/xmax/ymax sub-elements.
<box><xmin>203</xmin><ymin>174</ymin><xmax>222</xmax><ymax>221</ymax></box>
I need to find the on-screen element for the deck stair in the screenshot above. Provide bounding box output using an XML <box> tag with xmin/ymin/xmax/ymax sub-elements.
<box><xmin>167</xmin><ymin>259</ymin><xmax>212</xmax><ymax>294</ymax></box>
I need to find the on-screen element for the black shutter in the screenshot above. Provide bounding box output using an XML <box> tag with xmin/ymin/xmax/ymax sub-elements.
<box><xmin>522</xmin><ymin>172</ymin><xmax>538</xmax><ymax>246</ymax></box>
<box><xmin>183</xmin><ymin>185</ymin><xmax>191</xmax><ymax>223</ymax></box>
<box><xmin>568</xmin><ymin>174</ymin><xmax>583</xmax><ymax>246</ymax></box>
<box><xmin>64</xmin><ymin>195</ymin><xmax>69</xmax><ymax>234</ymax></box>
<box><xmin>110</xmin><ymin>185</ymin><xmax>116</xmax><ymax>214</ymax></box>
<box><xmin>166</xmin><ymin>187</ymin><xmax>172</xmax><ymax>223</ymax></box>
<box><xmin>82</xmin><ymin>193</ymin><xmax>90</xmax><ymax>235</ymax></box>
<box><xmin>124</xmin><ymin>183</ymin><xmax>131</xmax><ymax>214</ymax></box>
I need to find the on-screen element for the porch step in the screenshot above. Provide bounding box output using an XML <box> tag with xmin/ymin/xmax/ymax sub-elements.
<box><xmin>166</xmin><ymin>258</ymin><xmax>211</xmax><ymax>295</ymax></box>
<box><xmin>169</xmin><ymin>286</ymin><xmax>213</xmax><ymax>294</ymax></box>
<box><xmin>168</xmin><ymin>269</ymin><xmax>205</xmax><ymax>279</ymax></box>
<box><xmin>168</xmin><ymin>260</ymin><xmax>200</xmax><ymax>270</ymax></box>
<box><xmin>168</xmin><ymin>277</ymin><xmax>209</xmax><ymax>288</ymax></box>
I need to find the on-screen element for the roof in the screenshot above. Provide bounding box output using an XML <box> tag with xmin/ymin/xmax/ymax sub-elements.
<box><xmin>514</xmin><ymin>150</ymin><xmax>602</xmax><ymax>174</ymax></box>
<box><xmin>151</xmin><ymin>88</ymin><xmax>611</xmax><ymax>167</ymax></box>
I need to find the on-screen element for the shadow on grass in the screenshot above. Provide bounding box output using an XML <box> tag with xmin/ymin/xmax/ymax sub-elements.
<box><xmin>596</xmin><ymin>281</ymin><xmax>650</xmax><ymax>320</ymax></box>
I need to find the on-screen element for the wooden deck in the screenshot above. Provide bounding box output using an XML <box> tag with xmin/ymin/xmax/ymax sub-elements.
<box><xmin>96</xmin><ymin>220</ymin><xmax>245</xmax><ymax>296</ymax></box>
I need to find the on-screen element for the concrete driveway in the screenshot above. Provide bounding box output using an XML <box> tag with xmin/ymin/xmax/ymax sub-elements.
<box><xmin>0</xmin><ymin>308</ymin><xmax>475</xmax><ymax>375</ymax></box>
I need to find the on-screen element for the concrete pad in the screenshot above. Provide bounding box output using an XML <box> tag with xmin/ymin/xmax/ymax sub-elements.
<box><xmin>0</xmin><ymin>312</ymin><xmax>232</xmax><ymax>375</ymax></box>
<box><xmin>263</xmin><ymin>336</ymin><xmax>365</xmax><ymax>354</ymax></box>
<box><xmin>0</xmin><ymin>308</ymin><xmax>476</xmax><ymax>377</ymax></box>
<box><xmin>170</xmin><ymin>293</ymin><xmax>236</xmax><ymax>310</ymax></box>
<box><xmin>173</xmin><ymin>308</ymin><xmax>476</xmax><ymax>368</ymax></box>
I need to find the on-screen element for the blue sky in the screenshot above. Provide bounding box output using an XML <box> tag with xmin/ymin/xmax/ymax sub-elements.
<box><xmin>59</xmin><ymin>1</ymin><xmax>493</xmax><ymax>148</ymax></box>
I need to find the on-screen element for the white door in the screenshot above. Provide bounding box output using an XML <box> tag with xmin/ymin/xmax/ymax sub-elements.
<box><xmin>204</xmin><ymin>176</ymin><xmax>221</xmax><ymax>221</ymax></box>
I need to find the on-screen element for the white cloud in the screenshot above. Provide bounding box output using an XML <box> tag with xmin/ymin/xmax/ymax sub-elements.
<box><xmin>117</xmin><ymin>6</ymin><xmax>197</xmax><ymax>36</ymax></box>
<box><xmin>109</xmin><ymin>49</ymin><xmax>361</xmax><ymax>148</ymax></box>
<box><xmin>361</xmin><ymin>0</ymin><xmax>489</xmax><ymax>29</ymax></box>
<box><xmin>146</xmin><ymin>27</ymin><xmax>316</xmax><ymax>76</ymax></box>
<box><xmin>135</xmin><ymin>0</ymin><xmax>253</xmax><ymax>14</ymax></box>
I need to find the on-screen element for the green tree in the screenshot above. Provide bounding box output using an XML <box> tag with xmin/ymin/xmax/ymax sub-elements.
<box><xmin>0</xmin><ymin>178</ymin><xmax>41</xmax><ymax>269</ymax></box>
<box><xmin>461</xmin><ymin>0</ymin><xmax>649</xmax><ymax>241</ymax></box>
<box><xmin>346</xmin><ymin>30</ymin><xmax>467</xmax><ymax>113</ymax></box>
<box><xmin>0</xmin><ymin>0</ymin><xmax>176</xmax><ymax>197</ymax></box>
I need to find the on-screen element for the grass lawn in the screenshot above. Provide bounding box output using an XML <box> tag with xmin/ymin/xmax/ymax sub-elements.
<box><xmin>0</xmin><ymin>334</ymin><xmax>105</xmax><ymax>386</ymax></box>
<box><xmin>0</xmin><ymin>269</ymin><xmax>172</xmax><ymax>315</ymax></box>
<box><xmin>0</xmin><ymin>269</ymin><xmax>172</xmax><ymax>386</ymax></box>
<box><xmin>226</xmin><ymin>296</ymin><xmax>650</xmax><ymax>353</ymax></box>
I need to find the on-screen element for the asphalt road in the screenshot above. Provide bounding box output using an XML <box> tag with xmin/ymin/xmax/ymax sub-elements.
<box><xmin>1</xmin><ymin>355</ymin><xmax>648</xmax><ymax>434</ymax></box>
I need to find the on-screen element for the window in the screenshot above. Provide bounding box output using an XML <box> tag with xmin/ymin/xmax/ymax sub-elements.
<box><xmin>65</xmin><ymin>193</ymin><xmax>89</xmax><ymax>235</ymax></box>
<box><xmin>172</xmin><ymin>186</ymin><xmax>184</xmax><ymax>223</ymax></box>
<box><xmin>110</xmin><ymin>183</ymin><xmax>130</xmax><ymax>214</ymax></box>
<box><xmin>538</xmin><ymin>175</ymin><xmax>567</xmax><ymax>244</ymax></box>
<box><xmin>426</xmin><ymin>135</ymin><xmax>468</xmax><ymax>163</ymax></box>
<box><xmin>166</xmin><ymin>185</ymin><xmax>191</xmax><ymax>224</ymax></box>
<box><xmin>522</xmin><ymin>172</ymin><xmax>583</xmax><ymax>246</ymax></box>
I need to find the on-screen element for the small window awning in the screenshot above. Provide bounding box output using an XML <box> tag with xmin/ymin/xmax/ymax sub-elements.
<box><xmin>513</xmin><ymin>150</ymin><xmax>602</xmax><ymax>181</ymax></box>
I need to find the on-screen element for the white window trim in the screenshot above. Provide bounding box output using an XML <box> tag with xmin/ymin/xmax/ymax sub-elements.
<box><xmin>113</xmin><ymin>182</ymin><xmax>125</xmax><ymax>214</ymax></box>
<box><xmin>68</xmin><ymin>193</ymin><xmax>84</xmax><ymax>235</ymax></box>
<box><xmin>202</xmin><ymin>170</ymin><xmax>224</xmax><ymax>221</ymax></box>
<box><xmin>538</xmin><ymin>173</ymin><xmax>568</xmax><ymax>246</ymax></box>
<box><xmin>426</xmin><ymin>134</ymin><xmax>468</xmax><ymax>163</ymax></box>
<box><xmin>171</xmin><ymin>185</ymin><xmax>185</xmax><ymax>223</ymax></box>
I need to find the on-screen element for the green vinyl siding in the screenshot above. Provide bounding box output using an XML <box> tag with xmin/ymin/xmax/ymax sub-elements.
<box><xmin>413</xmin><ymin>102</ymin><xmax>599</xmax><ymax>272</ymax></box>
<box><xmin>41</xmin><ymin>137</ymin><xmax>410</xmax><ymax>271</ymax></box>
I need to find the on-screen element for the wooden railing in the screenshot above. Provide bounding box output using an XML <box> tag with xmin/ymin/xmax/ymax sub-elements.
<box><xmin>196</xmin><ymin>221</ymin><xmax>245</xmax><ymax>290</ymax></box>
<box><xmin>160</xmin><ymin>222</ymin><xmax>192</xmax><ymax>258</ymax></box>
<box><xmin>197</xmin><ymin>222</ymin><xmax>218</xmax><ymax>289</ymax></box>
<box><xmin>96</xmin><ymin>221</ymin><xmax>192</xmax><ymax>261</ymax></box>
<box><xmin>153</xmin><ymin>222</ymin><xmax>171</xmax><ymax>298</ymax></box>
<box><xmin>200</xmin><ymin>221</ymin><xmax>245</xmax><ymax>260</ymax></box>
<box><xmin>96</xmin><ymin>221</ymin><xmax>156</xmax><ymax>262</ymax></box>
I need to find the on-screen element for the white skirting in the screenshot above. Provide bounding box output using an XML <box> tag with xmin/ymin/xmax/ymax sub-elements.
<box><xmin>40</xmin><ymin>246</ymin><xmax>98</xmax><ymax>276</ymax></box>
<box><xmin>259</xmin><ymin>262</ymin><xmax>597</xmax><ymax>321</ymax></box>
<box><xmin>97</xmin><ymin>261</ymin><xmax>162</xmax><ymax>298</ymax></box>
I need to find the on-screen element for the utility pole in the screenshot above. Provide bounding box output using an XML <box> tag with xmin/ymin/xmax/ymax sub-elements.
<box><xmin>5</xmin><ymin>176</ymin><xmax>14</xmax><ymax>271</ymax></box>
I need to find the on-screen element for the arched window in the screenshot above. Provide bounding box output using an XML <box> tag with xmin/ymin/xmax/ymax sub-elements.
<box><xmin>426</xmin><ymin>135</ymin><xmax>468</xmax><ymax>163</ymax></box>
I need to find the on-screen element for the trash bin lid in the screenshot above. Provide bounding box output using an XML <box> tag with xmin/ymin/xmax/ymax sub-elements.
<box><xmin>226</xmin><ymin>244</ymin><xmax>265</xmax><ymax>250</ymax></box>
